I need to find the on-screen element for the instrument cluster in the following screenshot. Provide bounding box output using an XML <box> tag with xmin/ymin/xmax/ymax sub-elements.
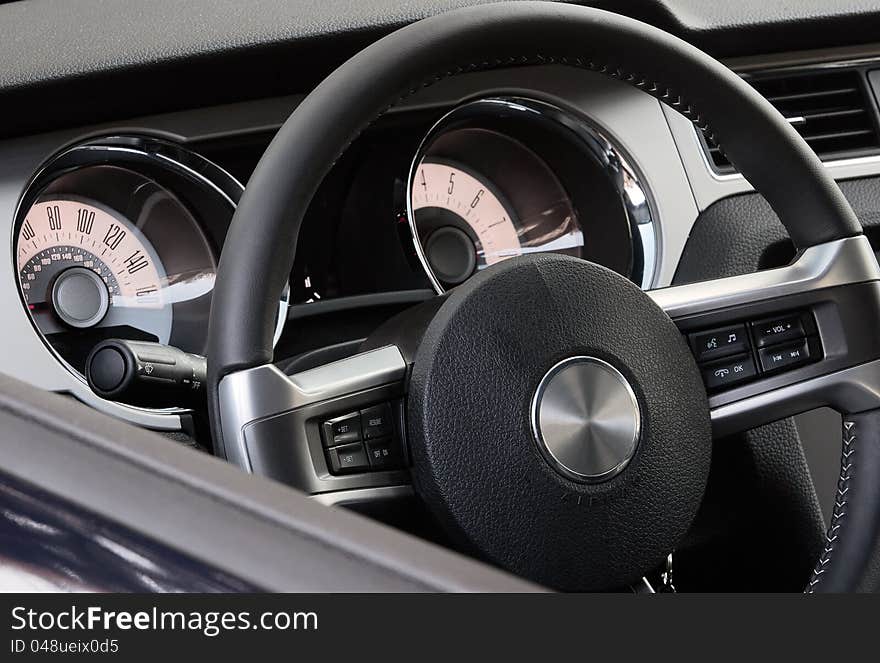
<box><xmin>10</xmin><ymin>98</ymin><xmax>657</xmax><ymax>423</ymax></box>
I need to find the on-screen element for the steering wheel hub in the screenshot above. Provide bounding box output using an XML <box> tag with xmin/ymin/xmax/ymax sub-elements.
<box><xmin>407</xmin><ymin>254</ymin><xmax>711</xmax><ymax>590</ymax></box>
<box><xmin>532</xmin><ymin>356</ymin><xmax>641</xmax><ymax>483</ymax></box>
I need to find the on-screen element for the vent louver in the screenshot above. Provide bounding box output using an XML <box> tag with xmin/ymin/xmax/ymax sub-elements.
<box><xmin>703</xmin><ymin>69</ymin><xmax>880</xmax><ymax>173</ymax></box>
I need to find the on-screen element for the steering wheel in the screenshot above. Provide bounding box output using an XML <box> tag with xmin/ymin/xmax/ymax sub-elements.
<box><xmin>207</xmin><ymin>2</ymin><xmax>880</xmax><ymax>592</ymax></box>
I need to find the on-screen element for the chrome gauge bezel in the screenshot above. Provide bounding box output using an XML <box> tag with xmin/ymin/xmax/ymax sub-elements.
<box><xmin>406</xmin><ymin>96</ymin><xmax>660</xmax><ymax>293</ymax></box>
<box><xmin>12</xmin><ymin>135</ymin><xmax>289</xmax><ymax>424</ymax></box>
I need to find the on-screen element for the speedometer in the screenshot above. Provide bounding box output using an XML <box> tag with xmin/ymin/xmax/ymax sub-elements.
<box><xmin>16</xmin><ymin>198</ymin><xmax>172</xmax><ymax>373</ymax></box>
<box><xmin>18</xmin><ymin>199</ymin><xmax>166</xmax><ymax>313</ymax></box>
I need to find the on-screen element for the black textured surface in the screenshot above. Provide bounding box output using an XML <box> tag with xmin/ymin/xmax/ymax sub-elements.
<box><xmin>209</xmin><ymin>1</ymin><xmax>860</xmax><ymax>459</ymax></box>
<box><xmin>4</xmin><ymin>1</ymin><xmax>880</xmax><ymax>138</ymax></box>
<box><xmin>858</xmin><ymin>522</ymin><xmax>880</xmax><ymax>593</ymax></box>
<box><xmin>677</xmin><ymin>418</ymin><xmax>826</xmax><ymax>592</ymax></box>
<box><xmin>746</xmin><ymin>420</ymin><xmax>827</xmax><ymax>590</ymax></box>
<box><xmin>797</xmin><ymin>408</ymin><xmax>842</xmax><ymax>524</ymax></box>
<box><xmin>361</xmin><ymin>295</ymin><xmax>449</xmax><ymax>363</ymax></box>
<box><xmin>630</xmin><ymin>0</ymin><xmax>880</xmax><ymax>58</ymax></box>
<box><xmin>0</xmin><ymin>0</ymin><xmax>497</xmax><ymax>92</ymax></box>
<box><xmin>408</xmin><ymin>254</ymin><xmax>711</xmax><ymax>590</ymax></box>
<box><xmin>675</xmin><ymin>177</ymin><xmax>880</xmax><ymax>284</ymax></box>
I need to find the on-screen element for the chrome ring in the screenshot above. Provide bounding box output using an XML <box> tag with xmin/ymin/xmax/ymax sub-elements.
<box><xmin>406</xmin><ymin>96</ymin><xmax>659</xmax><ymax>293</ymax></box>
<box><xmin>531</xmin><ymin>356</ymin><xmax>642</xmax><ymax>483</ymax></box>
<box><xmin>11</xmin><ymin>135</ymin><xmax>289</xmax><ymax>423</ymax></box>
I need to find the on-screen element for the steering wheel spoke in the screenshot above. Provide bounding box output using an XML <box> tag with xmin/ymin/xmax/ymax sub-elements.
<box><xmin>650</xmin><ymin>235</ymin><xmax>880</xmax><ymax>437</ymax></box>
<box><xmin>218</xmin><ymin>345</ymin><xmax>411</xmax><ymax>500</ymax></box>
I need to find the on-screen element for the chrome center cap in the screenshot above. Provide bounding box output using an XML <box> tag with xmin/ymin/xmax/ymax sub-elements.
<box><xmin>531</xmin><ymin>356</ymin><xmax>641</xmax><ymax>482</ymax></box>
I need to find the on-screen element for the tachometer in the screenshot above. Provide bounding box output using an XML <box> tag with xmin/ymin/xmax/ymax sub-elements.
<box><xmin>411</xmin><ymin>161</ymin><xmax>520</xmax><ymax>285</ymax></box>
<box><xmin>408</xmin><ymin>98</ymin><xmax>656</xmax><ymax>294</ymax></box>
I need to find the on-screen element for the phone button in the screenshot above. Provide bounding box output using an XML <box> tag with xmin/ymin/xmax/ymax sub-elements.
<box><xmin>701</xmin><ymin>354</ymin><xmax>757</xmax><ymax>391</ymax></box>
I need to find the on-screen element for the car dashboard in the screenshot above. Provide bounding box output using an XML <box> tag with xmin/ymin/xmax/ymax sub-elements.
<box><xmin>2</xmin><ymin>0</ymin><xmax>880</xmax><ymax>594</ymax></box>
<box><xmin>4</xmin><ymin>54</ymin><xmax>880</xmax><ymax>435</ymax></box>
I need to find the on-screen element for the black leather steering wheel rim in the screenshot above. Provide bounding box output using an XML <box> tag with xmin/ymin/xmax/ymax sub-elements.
<box><xmin>207</xmin><ymin>1</ymin><xmax>875</xmax><ymax>592</ymax></box>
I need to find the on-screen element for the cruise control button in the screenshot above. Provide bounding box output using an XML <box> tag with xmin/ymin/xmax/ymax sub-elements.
<box><xmin>361</xmin><ymin>403</ymin><xmax>393</xmax><ymax>439</ymax></box>
<box><xmin>328</xmin><ymin>442</ymin><xmax>369</xmax><ymax>474</ymax></box>
<box><xmin>702</xmin><ymin>354</ymin><xmax>756</xmax><ymax>390</ymax></box>
<box><xmin>321</xmin><ymin>411</ymin><xmax>362</xmax><ymax>448</ymax></box>
<box><xmin>365</xmin><ymin>437</ymin><xmax>403</xmax><ymax>470</ymax></box>
<box><xmin>690</xmin><ymin>325</ymin><xmax>749</xmax><ymax>361</ymax></box>
<box><xmin>751</xmin><ymin>315</ymin><xmax>805</xmax><ymax>348</ymax></box>
<box><xmin>759</xmin><ymin>340</ymin><xmax>810</xmax><ymax>372</ymax></box>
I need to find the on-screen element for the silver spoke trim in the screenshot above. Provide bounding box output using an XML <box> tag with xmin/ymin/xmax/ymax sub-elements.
<box><xmin>312</xmin><ymin>485</ymin><xmax>415</xmax><ymax>507</ymax></box>
<box><xmin>711</xmin><ymin>358</ymin><xmax>880</xmax><ymax>437</ymax></box>
<box><xmin>218</xmin><ymin>345</ymin><xmax>407</xmax><ymax>471</ymax></box>
<box><xmin>220</xmin><ymin>237</ymin><xmax>880</xmax><ymax>480</ymax></box>
<box><xmin>648</xmin><ymin>236</ymin><xmax>880</xmax><ymax>318</ymax></box>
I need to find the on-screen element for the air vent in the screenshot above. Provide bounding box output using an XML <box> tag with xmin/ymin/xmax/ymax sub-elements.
<box><xmin>703</xmin><ymin>69</ymin><xmax>880</xmax><ymax>173</ymax></box>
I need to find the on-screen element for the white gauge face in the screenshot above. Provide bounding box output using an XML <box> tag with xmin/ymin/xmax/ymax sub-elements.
<box><xmin>16</xmin><ymin>198</ymin><xmax>172</xmax><ymax>356</ymax></box>
<box><xmin>18</xmin><ymin>199</ymin><xmax>165</xmax><ymax>307</ymax></box>
<box><xmin>411</xmin><ymin>161</ymin><xmax>521</xmax><ymax>267</ymax></box>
